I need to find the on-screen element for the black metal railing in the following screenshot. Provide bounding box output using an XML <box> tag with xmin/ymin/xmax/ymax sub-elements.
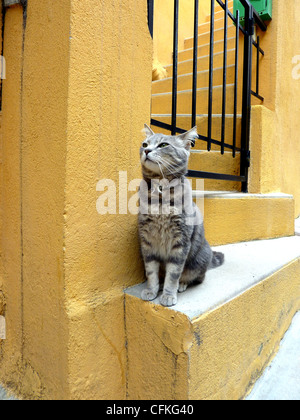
<box><xmin>148</xmin><ymin>0</ymin><xmax>267</xmax><ymax>193</ymax></box>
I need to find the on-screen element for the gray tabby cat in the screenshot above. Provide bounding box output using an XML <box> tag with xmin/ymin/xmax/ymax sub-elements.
<box><xmin>138</xmin><ymin>124</ymin><xmax>224</xmax><ymax>307</ymax></box>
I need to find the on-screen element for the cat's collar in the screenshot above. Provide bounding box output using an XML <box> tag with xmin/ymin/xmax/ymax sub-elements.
<box><xmin>148</xmin><ymin>178</ymin><xmax>183</xmax><ymax>195</ymax></box>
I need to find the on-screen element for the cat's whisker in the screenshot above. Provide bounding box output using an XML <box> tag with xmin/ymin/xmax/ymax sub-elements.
<box><xmin>156</xmin><ymin>155</ymin><xmax>178</xmax><ymax>171</ymax></box>
<box><xmin>156</xmin><ymin>161</ymin><xmax>166</xmax><ymax>180</ymax></box>
<box><xmin>156</xmin><ymin>157</ymin><xmax>178</xmax><ymax>176</ymax></box>
<box><xmin>160</xmin><ymin>161</ymin><xmax>178</xmax><ymax>174</ymax></box>
<box><xmin>164</xmin><ymin>158</ymin><xmax>184</xmax><ymax>173</ymax></box>
<box><xmin>156</xmin><ymin>160</ymin><xmax>172</xmax><ymax>176</ymax></box>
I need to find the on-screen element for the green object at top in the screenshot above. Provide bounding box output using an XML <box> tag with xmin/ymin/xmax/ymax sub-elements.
<box><xmin>233</xmin><ymin>0</ymin><xmax>272</xmax><ymax>23</ymax></box>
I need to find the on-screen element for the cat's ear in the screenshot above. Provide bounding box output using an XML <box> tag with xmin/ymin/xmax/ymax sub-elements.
<box><xmin>143</xmin><ymin>124</ymin><xmax>155</xmax><ymax>137</ymax></box>
<box><xmin>178</xmin><ymin>126</ymin><xmax>198</xmax><ymax>150</ymax></box>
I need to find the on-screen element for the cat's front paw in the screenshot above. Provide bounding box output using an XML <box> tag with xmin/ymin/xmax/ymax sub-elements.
<box><xmin>160</xmin><ymin>293</ymin><xmax>177</xmax><ymax>307</ymax></box>
<box><xmin>141</xmin><ymin>288</ymin><xmax>158</xmax><ymax>302</ymax></box>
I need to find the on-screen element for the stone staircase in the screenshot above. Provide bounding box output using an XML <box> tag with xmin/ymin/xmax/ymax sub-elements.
<box><xmin>151</xmin><ymin>1</ymin><xmax>260</xmax><ymax>196</ymax></box>
<box><xmin>150</xmin><ymin>0</ymin><xmax>294</xmax><ymax>245</ymax></box>
<box><xmin>122</xmin><ymin>1</ymin><xmax>299</xmax><ymax>400</ymax></box>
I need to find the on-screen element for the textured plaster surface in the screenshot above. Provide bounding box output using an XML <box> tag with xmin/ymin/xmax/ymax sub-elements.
<box><xmin>0</xmin><ymin>0</ymin><xmax>152</xmax><ymax>400</ymax></box>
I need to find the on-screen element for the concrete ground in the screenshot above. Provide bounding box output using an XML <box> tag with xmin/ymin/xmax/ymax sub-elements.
<box><xmin>247</xmin><ymin>310</ymin><xmax>300</xmax><ymax>400</ymax></box>
<box><xmin>295</xmin><ymin>216</ymin><xmax>300</xmax><ymax>236</ymax></box>
<box><xmin>0</xmin><ymin>386</ymin><xmax>17</xmax><ymax>400</ymax></box>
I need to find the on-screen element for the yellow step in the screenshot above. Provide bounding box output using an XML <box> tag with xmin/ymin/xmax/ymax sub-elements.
<box><xmin>209</xmin><ymin>0</ymin><xmax>234</xmax><ymax>14</ymax></box>
<box><xmin>166</xmin><ymin>48</ymin><xmax>237</xmax><ymax>77</ymax></box>
<box><xmin>151</xmin><ymin>114</ymin><xmax>242</xmax><ymax>151</ymax></box>
<box><xmin>199</xmin><ymin>192</ymin><xmax>295</xmax><ymax>246</ymax></box>
<box><xmin>198</xmin><ymin>16</ymin><xmax>230</xmax><ymax>35</ymax></box>
<box><xmin>178</xmin><ymin>36</ymin><xmax>236</xmax><ymax>62</ymax></box>
<box><xmin>189</xmin><ymin>151</ymin><xmax>241</xmax><ymax>191</ymax></box>
<box><xmin>125</xmin><ymin>233</ymin><xmax>300</xmax><ymax>400</ymax></box>
<box><xmin>152</xmin><ymin>84</ymin><xmax>242</xmax><ymax>115</ymax></box>
<box><xmin>206</xmin><ymin>2</ymin><xmax>234</xmax><ymax>22</ymax></box>
<box><xmin>152</xmin><ymin>64</ymin><xmax>236</xmax><ymax>94</ymax></box>
<box><xmin>207</xmin><ymin>9</ymin><xmax>234</xmax><ymax>23</ymax></box>
<box><xmin>215</xmin><ymin>0</ymin><xmax>234</xmax><ymax>9</ymax></box>
<box><xmin>184</xmin><ymin>25</ymin><xmax>236</xmax><ymax>50</ymax></box>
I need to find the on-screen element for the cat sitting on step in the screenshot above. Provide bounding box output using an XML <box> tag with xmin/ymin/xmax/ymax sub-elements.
<box><xmin>138</xmin><ymin>124</ymin><xmax>224</xmax><ymax>307</ymax></box>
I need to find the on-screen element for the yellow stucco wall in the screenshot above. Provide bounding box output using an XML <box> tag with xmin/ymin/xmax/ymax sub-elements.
<box><xmin>0</xmin><ymin>5</ymin><xmax>3</xmax><ymax>297</ymax></box>
<box><xmin>275</xmin><ymin>0</ymin><xmax>300</xmax><ymax>218</ymax></box>
<box><xmin>21</xmin><ymin>0</ymin><xmax>71</xmax><ymax>398</ymax></box>
<box><xmin>248</xmin><ymin>0</ymin><xmax>300</xmax><ymax>217</ymax></box>
<box><xmin>0</xmin><ymin>4</ymin><xmax>24</xmax><ymax>393</ymax></box>
<box><xmin>64</xmin><ymin>0</ymin><xmax>152</xmax><ymax>399</ymax></box>
<box><xmin>0</xmin><ymin>0</ymin><xmax>152</xmax><ymax>400</ymax></box>
<box><xmin>153</xmin><ymin>0</ymin><xmax>211</xmax><ymax>67</ymax></box>
<box><xmin>0</xmin><ymin>0</ymin><xmax>72</xmax><ymax>398</ymax></box>
<box><xmin>0</xmin><ymin>109</ymin><xmax>3</xmax><ymax>315</ymax></box>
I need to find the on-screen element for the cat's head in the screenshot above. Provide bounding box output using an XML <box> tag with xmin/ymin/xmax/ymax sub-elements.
<box><xmin>140</xmin><ymin>124</ymin><xmax>198</xmax><ymax>180</ymax></box>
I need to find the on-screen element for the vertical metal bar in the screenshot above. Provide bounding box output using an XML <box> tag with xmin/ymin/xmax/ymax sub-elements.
<box><xmin>221</xmin><ymin>0</ymin><xmax>228</xmax><ymax>155</ymax></box>
<box><xmin>233</xmin><ymin>9</ymin><xmax>239</xmax><ymax>158</ymax></box>
<box><xmin>256</xmin><ymin>35</ymin><xmax>260</xmax><ymax>95</ymax></box>
<box><xmin>171</xmin><ymin>0</ymin><xmax>179</xmax><ymax>135</ymax></box>
<box><xmin>240</xmin><ymin>3</ymin><xmax>254</xmax><ymax>193</ymax></box>
<box><xmin>192</xmin><ymin>0</ymin><xmax>199</xmax><ymax>129</ymax></box>
<box><xmin>207</xmin><ymin>0</ymin><xmax>215</xmax><ymax>151</ymax></box>
<box><xmin>147</xmin><ymin>0</ymin><xmax>154</xmax><ymax>38</ymax></box>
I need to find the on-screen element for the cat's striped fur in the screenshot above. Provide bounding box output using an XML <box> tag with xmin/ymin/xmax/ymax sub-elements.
<box><xmin>138</xmin><ymin>125</ymin><xmax>224</xmax><ymax>307</ymax></box>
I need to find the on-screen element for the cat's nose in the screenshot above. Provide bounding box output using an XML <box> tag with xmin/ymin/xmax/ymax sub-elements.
<box><xmin>145</xmin><ymin>149</ymin><xmax>151</xmax><ymax>156</ymax></box>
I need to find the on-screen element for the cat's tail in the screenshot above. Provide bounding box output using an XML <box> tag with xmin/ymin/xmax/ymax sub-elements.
<box><xmin>210</xmin><ymin>251</ymin><xmax>225</xmax><ymax>269</ymax></box>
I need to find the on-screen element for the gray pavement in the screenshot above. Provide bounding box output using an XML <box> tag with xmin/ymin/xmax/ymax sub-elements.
<box><xmin>0</xmin><ymin>385</ymin><xmax>17</xmax><ymax>400</ymax></box>
<box><xmin>247</xmin><ymin>311</ymin><xmax>300</xmax><ymax>400</ymax></box>
<box><xmin>295</xmin><ymin>216</ymin><xmax>300</xmax><ymax>236</ymax></box>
